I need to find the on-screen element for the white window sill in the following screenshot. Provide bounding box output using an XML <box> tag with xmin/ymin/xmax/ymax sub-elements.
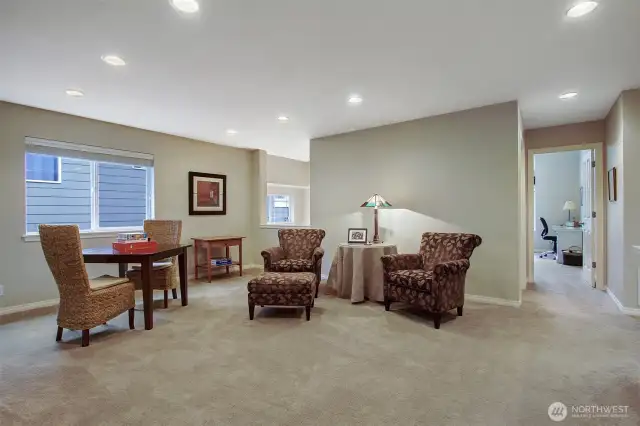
<box><xmin>260</xmin><ymin>224</ymin><xmax>311</xmax><ymax>230</ymax></box>
<box><xmin>22</xmin><ymin>229</ymin><xmax>143</xmax><ymax>242</ymax></box>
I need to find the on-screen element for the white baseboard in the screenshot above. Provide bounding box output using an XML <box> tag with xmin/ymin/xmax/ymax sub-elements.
<box><xmin>606</xmin><ymin>288</ymin><xmax>640</xmax><ymax>316</ymax></box>
<box><xmin>0</xmin><ymin>298</ymin><xmax>59</xmax><ymax>317</ymax></box>
<box><xmin>465</xmin><ymin>294</ymin><xmax>522</xmax><ymax>308</ymax></box>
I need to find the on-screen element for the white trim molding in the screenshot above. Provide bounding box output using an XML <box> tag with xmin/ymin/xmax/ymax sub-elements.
<box><xmin>606</xmin><ymin>288</ymin><xmax>640</xmax><ymax>317</ymax></box>
<box><xmin>465</xmin><ymin>294</ymin><xmax>522</xmax><ymax>308</ymax></box>
<box><xmin>23</xmin><ymin>229</ymin><xmax>143</xmax><ymax>242</ymax></box>
<box><xmin>0</xmin><ymin>298</ymin><xmax>59</xmax><ymax>318</ymax></box>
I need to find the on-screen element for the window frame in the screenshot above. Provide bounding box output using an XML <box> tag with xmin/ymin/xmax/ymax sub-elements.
<box><xmin>266</xmin><ymin>193</ymin><xmax>294</xmax><ymax>225</ymax></box>
<box><xmin>25</xmin><ymin>154</ymin><xmax>63</xmax><ymax>184</ymax></box>
<box><xmin>23</xmin><ymin>140</ymin><xmax>155</xmax><ymax>238</ymax></box>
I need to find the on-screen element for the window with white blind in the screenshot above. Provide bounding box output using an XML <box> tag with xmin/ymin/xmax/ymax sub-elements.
<box><xmin>24</xmin><ymin>138</ymin><xmax>154</xmax><ymax>234</ymax></box>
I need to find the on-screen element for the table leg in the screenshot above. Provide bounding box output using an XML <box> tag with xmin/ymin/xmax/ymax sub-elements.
<box><xmin>206</xmin><ymin>243</ymin><xmax>212</xmax><ymax>283</ymax></box>
<box><xmin>179</xmin><ymin>249</ymin><xmax>188</xmax><ymax>306</ymax></box>
<box><xmin>118</xmin><ymin>263</ymin><xmax>128</xmax><ymax>278</ymax></box>
<box><xmin>239</xmin><ymin>240</ymin><xmax>243</xmax><ymax>277</ymax></box>
<box><xmin>194</xmin><ymin>240</ymin><xmax>199</xmax><ymax>280</ymax></box>
<box><xmin>225</xmin><ymin>245</ymin><xmax>230</xmax><ymax>275</ymax></box>
<box><xmin>141</xmin><ymin>258</ymin><xmax>153</xmax><ymax>330</ymax></box>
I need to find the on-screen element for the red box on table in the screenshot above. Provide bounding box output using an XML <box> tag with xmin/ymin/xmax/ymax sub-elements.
<box><xmin>112</xmin><ymin>240</ymin><xmax>158</xmax><ymax>253</ymax></box>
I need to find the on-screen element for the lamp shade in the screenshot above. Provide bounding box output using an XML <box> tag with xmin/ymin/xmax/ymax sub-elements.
<box><xmin>563</xmin><ymin>201</ymin><xmax>577</xmax><ymax>211</ymax></box>
<box><xmin>361</xmin><ymin>194</ymin><xmax>392</xmax><ymax>208</ymax></box>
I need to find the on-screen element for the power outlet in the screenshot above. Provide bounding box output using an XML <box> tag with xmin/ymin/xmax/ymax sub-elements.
<box><xmin>0</xmin><ymin>284</ymin><xmax>3</xmax><ymax>296</ymax></box>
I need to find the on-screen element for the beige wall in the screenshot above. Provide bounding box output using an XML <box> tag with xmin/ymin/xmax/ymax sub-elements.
<box><xmin>311</xmin><ymin>102</ymin><xmax>522</xmax><ymax>302</ymax></box>
<box><xmin>266</xmin><ymin>154</ymin><xmax>309</xmax><ymax>187</ymax></box>
<box><xmin>621</xmin><ymin>90</ymin><xmax>640</xmax><ymax>308</ymax></box>
<box><xmin>0</xmin><ymin>102</ymin><xmax>255</xmax><ymax>309</ymax></box>
<box><xmin>525</xmin><ymin>120</ymin><xmax>606</xmax><ymax>150</ymax></box>
<box><xmin>605</xmin><ymin>96</ymin><xmax>625</xmax><ymax>303</ymax></box>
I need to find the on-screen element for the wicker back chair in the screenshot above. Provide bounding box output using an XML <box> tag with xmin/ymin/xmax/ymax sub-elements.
<box><xmin>39</xmin><ymin>225</ymin><xmax>135</xmax><ymax>347</ymax></box>
<box><xmin>126</xmin><ymin>220</ymin><xmax>182</xmax><ymax>308</ymax></box>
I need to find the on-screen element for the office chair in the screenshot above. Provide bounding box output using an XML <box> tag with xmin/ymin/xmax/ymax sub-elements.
<box><xmin>539</xmin><ymin>217</ymin><xmax>557</xmax><ymax>260</ymax></box>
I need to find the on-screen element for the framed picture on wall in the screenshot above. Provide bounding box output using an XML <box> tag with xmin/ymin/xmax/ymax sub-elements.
<box><xmin>347</xmin><ymin>228</ymin><xmax>368</xmax><ymax>244</ymax></box>
<box><xmin>189</xmin><ymin>172</ymin><xmax>227</xmax><ymax>215</ymax></box>
<box><xmin>607</xmin><ymin>167</ymin><xmax>617</xmax><ymax>202</ymax></box>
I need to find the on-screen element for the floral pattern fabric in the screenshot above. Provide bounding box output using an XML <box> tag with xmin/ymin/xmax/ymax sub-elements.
<box><xmin>262</xmin><ymin>229</ymin><xmax>326</xmax><ymax>295</ymax></box>
<box><xmin>278</xmin><ymin>229</ymin><xmax>326</xmax><ymax>260</ymax></box>
<box><xmin>382</xmin><ymin>232</ymin><xmax>482</xmax><ymax>315</ymax></box>
<box><xmin>248</xmin><ymin>272</ymin><xmax>316</xmax><ymax>307</ymax></box>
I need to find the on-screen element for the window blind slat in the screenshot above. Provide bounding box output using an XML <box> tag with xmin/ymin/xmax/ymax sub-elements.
<box><xmin>25</xmin><ymin>137</ymin><xmax>153</xmax><ymax>167</ymax></box>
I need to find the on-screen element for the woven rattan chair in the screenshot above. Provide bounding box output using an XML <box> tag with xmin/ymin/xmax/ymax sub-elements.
<box><xmin>126</xmin><ymin>220</ymin><xmax>182</xmax><ymax>308</ymax></box>
<box><xmin>39</xmin><ymin>225</ymin><xmax>135</xmax><ymax>347</ymax></box>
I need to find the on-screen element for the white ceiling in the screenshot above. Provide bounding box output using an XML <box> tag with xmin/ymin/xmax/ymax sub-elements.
<box><xmin>1</xmin><ymin>0</ymin><xmax>639</xmax><ymax>161</ymax></box>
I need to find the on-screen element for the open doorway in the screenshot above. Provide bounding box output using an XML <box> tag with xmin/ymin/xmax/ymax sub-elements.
<box><xmin>527</xmin><ymin>144</ymin><xmax>605</xmax><ymax>292</ymax></box>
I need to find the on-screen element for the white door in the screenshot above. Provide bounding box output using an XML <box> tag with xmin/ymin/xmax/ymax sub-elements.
<box><xmin>581</xmin><ymin>150</ymin><xmax>596</xmax><ymax>288</ymax></box>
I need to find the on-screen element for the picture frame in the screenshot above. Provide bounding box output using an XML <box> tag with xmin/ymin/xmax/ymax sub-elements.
<box><xmin>347</xmin><ymin>228</ymin><xmax>368</xmax><ymax>244</ymax></box>
<box><xmin>607</xmin><ymin>167</ymin><xmax>617</xmax><ymax>202</ymax></box>
<box><xmin>188</xmin><ymin>171</ymin><xmax>227</xmax><ymax>215</ymax></box>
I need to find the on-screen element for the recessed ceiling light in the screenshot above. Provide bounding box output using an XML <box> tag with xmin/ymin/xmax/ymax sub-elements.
<box><xmin>101</xmin><ymin>54</ymin><xmax>126</xmax><ymax>66</ymax></box>
<box><xmin>559</xmin><ymin>92</ymin><xmax>578</xmax><ymax>100</ymax></box>
<box><xmin>277</xmin><ymin>116</ymin><xmax>290</xmax><ymax>122</ymax></box>
<box><xmin>567</xmin><ymin>1</ymin><xmax>598</xmax><ymax>18</ymax></box>
<box><xmin>226</xmin><ymin>129</ymin><xmax>238</xmax><ymax>135</ymax></box>
<box><xmin>65</xmin><ymin>89</ymin><xmax>84</xmax><ymax>97</ymax></box>
<box><xmin>170</xmin><ymin>0</ymin><xmax>199</xmax><ymax>13</ymax></box>
<box><xmin>348</xmin><ymin>95</ymin><xmax>363</xmax><ymax>104</ymax></box>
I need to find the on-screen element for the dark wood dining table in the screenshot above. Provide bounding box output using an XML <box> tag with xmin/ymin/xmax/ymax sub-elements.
<box><xmin>82</xmin><ymin>244</ymin><xmax>191</xmax><ymax>330</ymax></box>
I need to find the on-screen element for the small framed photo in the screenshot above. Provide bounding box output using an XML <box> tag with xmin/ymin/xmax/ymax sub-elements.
<box><xmin>189</xmin><ymin>171</ymin><xmax>227</xmax><ymax>215</ymax></box>
<box><xmin>347</xmin><ymin>228</ymin><xmax>368</xmax><ymax>244</ymax></box>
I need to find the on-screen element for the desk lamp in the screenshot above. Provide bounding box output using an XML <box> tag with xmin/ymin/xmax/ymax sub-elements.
<box><xmin>361</xmin><ymin>194</ymin><xmax>392</xmax><ymax>244</ymax></box>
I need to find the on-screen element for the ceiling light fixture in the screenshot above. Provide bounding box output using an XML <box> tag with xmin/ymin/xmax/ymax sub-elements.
<box><xmin>566</xmin><ymin>1</ymin><xmax>598</xmax><ymax>18</ymax></box>
<box><xmin>348</xmin><ymin>95</ymin><xmax>363</xmax><ymax>104</ymax></box>
<box><xmin>226</xmin><ymin>129</ymin><xmax>238</xmax><ymax>135</ymax></box>
<box><xmin>170</xmin><ymin>0</ymin><xmax>199</xmax><ymax>13</ymax></box>
<box><xmin>559</xmin><ymin>92</ymin><xmax>578</xmax><ymax>100</ymax></box>
<box><xmin>101</xmin><ymin>54</ymin><xmax>126</xmax><ymax>66</ymax></box>
<box><xmin>65</xmin><ymin>89</ymin><xmax>84</xmax><ymax>97</ymax></box>
<box><xmin>277</xmin><ymin>116</ymin><xmax>290</xmax><ymax>122</ymax></box>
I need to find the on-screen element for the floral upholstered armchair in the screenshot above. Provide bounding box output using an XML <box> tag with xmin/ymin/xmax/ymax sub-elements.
<box><xmin>261</xmin><ymin>229</ymin><xmax>326</xmax><ymax>297</ymax></box>
<box><xmin>381</xmin><ymin>232</ymin><xmax>482</xmax><ymax>329</ymax></box>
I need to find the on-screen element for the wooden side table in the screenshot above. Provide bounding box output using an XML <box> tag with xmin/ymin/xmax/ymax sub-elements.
<box><xmin>192</xmin><ymin>236</ymin><xmax>245</xmax><ymax>282</ymax></box>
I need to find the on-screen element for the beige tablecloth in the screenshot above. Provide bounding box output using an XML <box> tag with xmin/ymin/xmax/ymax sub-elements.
<box><xmin>326</xmin><ymin>243</ymin><xmax>398</xmax><ymax>303</ymax></box>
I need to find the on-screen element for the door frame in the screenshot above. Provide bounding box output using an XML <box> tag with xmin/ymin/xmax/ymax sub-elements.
<box><xmin>526</xmin><ymin>142</ymin><xmax>605</xmax><ymax>290</ymax></box>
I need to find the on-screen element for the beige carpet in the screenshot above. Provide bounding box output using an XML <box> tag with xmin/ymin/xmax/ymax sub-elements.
<box><xmin>1</xmin><ymin>263</ymin><xmax>639</xmax><ymax>425</ymax></box>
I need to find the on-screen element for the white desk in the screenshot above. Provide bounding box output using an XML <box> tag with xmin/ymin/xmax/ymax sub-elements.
<box><xmin>552</xmin><ymin>226</ymin><xmax>583</xmax><ymax>264</ymax></box>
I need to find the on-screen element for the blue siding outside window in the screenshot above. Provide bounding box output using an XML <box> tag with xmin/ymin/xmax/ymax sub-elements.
<box><xmin>26</xmin><ymin>158</ymin><xmax>91</xmax><ymax>232</ymax></box>
<box><xmin>25</xmin><ymin>155</ymin><xmax>152</xmax><ymax>233</ymax></box>
<box><xmin>98</xmin><ymin>163</ymin><xmax>148</xmax><ymax>228</ymax></box>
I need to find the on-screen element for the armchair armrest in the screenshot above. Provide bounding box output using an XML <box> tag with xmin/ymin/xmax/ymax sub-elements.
<box><xmin>311</xmin><ymin>247</ymin><xmax>325</xmax><ymax>264</ymax></box>
<box><xmin>380</xmin><ymin>254</ymin><xmax>423</xmax><ymax>272</ymax></box>
<box><xmin>261</xmin><ymin>247</ymin><xmax>285</xmax><ymax>270</ymax></box>
<box><xmin>432</xmin><ymin>259</ymin><xmax>470</xmax><ymax>279</ymax></box>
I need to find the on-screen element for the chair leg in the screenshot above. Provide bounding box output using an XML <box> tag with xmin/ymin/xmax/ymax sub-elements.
<box><xmin>172</xmin><ymin>288</ymin><xmax>178</xmax><ymax>300</ymax></box>
<box><xmin>249</xmin><ymin>303</ymin><xmax>255</xmax><ymax>320</ymax></box>
<box><xmin>305</xmin><ymin>305</ymin><xmax>311</xmax><ymax>321</ymax></box>
<box><xmin>384</xmin><ymin>296</ymin><xmax>391</xmax><ymax>311</ymax></box>
<box><xmin>164</xmin><ymin>290</ymin><xmax>169</xmax><ymax>309</ymax></box>
<box><xmin>433</xmin><ymin>314</ymin><xmax>442</xmax><ymax>330</ymax></box>
<box><xmin>56</xmin><ymin>326</ymin><xmax>63</xmax><ymax>342</ymax></box>
<box><xmin>81</xmin><ymin>329</ymin><xmax>90</xmax><ymax>347</ymax></box>
<box><xmin>457</xmin><ymin>306</ymin><xmax>463</xmax><ymax>316</ymax></box>
<box><xmin>315</xmin><ymin>282</ymin><xmax>319</xmax><ymax>298</ymax></box>
<box><xmin>129</xmin><ymin>308</ymin><xmax>135</xmax><ymax>329</ymax></box>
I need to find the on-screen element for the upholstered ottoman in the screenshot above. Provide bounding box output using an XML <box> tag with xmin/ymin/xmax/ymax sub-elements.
<box><xmin>247</xmin><ymin>272</ymin><xmax>316</xmax><ymax>321</ymax></box>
